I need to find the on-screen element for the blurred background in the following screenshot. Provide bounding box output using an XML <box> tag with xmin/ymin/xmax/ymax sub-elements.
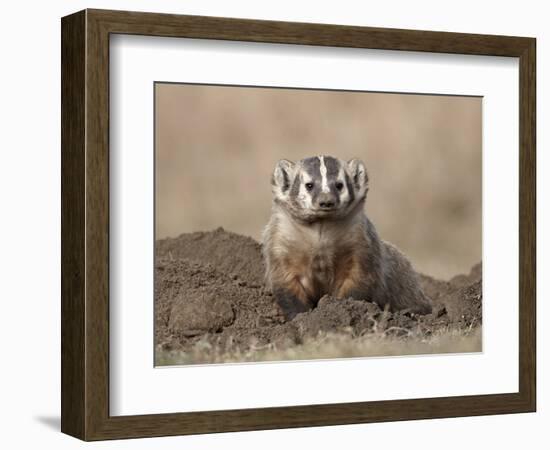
<box><xmin>155</xmin><ymin>83</ymin><xmax>481</xmax><ymax>280</ymax></box>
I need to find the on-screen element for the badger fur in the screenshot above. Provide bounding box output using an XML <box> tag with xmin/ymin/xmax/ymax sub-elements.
<box><xmin>262</xmin><ymin>155</ymin><xmax>432</xmax><ymax>320</ymax></box>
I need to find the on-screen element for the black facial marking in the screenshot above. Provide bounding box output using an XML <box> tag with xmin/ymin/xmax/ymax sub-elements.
<box><xmin>344</xmin><ymin>172</ymin><xmax>355</xmax><ymax>205</ymax></box>
<box><xmin>324</xmin><ymin>156</ymin><xmax>340</xmax><ymax>178</ymax></box>
<box><xmin>301</xmin><ymin>157</ymin><xmax>321</xmax><ymax>177</ymax></box>
<box><xmin>289</xmin><ymin>173</ymin><xmax>301</xmax><ymax>200</ymax></box>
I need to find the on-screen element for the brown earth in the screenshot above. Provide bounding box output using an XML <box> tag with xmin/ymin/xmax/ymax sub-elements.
<box><xmin>155</xmin><ymin>228</ymin><xmax>482</xmax><ymax>364</ymax></box>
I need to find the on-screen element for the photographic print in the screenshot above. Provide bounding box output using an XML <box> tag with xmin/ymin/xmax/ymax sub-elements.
<box><xmin>154</xmin><ymin>83</ymin><xmax>482</xmax><ymax>366</ymax></box>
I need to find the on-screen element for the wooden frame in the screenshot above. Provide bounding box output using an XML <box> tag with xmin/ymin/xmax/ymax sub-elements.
<box><xmin>61</xmin><ymin>8</ymin><xmax>536</xmax><ymax>441</ymax></box>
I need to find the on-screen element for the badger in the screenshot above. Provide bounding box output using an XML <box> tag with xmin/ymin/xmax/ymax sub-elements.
<box><xmin>262</xmin><ymin>155</ymin><xmax>432</xmax><ymax>320</ymax></box>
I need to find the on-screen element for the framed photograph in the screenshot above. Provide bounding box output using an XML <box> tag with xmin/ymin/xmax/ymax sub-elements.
<box><xmin>61</xmin><ymin>9</ymin><xmax>536</xmax><ymax>440</ymax></box>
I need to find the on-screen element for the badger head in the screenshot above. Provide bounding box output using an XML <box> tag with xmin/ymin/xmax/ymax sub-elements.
<box><xmin>271</xmin><ymin>156</ymin><xmax>368</xmax><ymax>222</ymax></box>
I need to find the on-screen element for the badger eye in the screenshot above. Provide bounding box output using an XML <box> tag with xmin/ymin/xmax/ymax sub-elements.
<box><xmin>305</xmin><ymin>182</ymin><xmax>314</xmax><ymax>191</ymax></box>
<box><xmin>335</xmin><ymin>182</ymin><xmax>344</xmax><ymax>191</ymax></box>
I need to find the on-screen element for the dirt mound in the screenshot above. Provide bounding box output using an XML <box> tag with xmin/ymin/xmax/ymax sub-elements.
<box><xmin>155</xmin><ymin>229</ymin><xmax>482</xmax><ymax>360</ymax></box>
<box><xmin>156</xmin><ymin>227</ymin><xmax>264</xmax><ymax>286</ymax></box>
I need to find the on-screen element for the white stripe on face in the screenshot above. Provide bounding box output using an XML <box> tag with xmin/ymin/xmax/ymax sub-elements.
<box><xmin>319</xmin><ymin>156</ymin><xmax>330</xmax><ymax>193</ymax></box>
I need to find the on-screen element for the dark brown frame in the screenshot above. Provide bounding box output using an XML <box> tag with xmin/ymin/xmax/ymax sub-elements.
<box><xmin>61</xmin><ymin>8</ymin><xmax>536</xmax><ymax>441</ymax></box>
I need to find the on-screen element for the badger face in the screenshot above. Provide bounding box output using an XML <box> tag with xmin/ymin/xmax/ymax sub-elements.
<box><xmin>271</xmin><ymin>156</ymin><xmax>368</xmax><ymax>222</ymax></box>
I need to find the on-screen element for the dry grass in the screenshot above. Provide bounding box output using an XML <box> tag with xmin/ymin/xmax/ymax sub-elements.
<box><xmin>155</xmin><ymin>326</ymin><xmax>481</xmax><ymax>366</ymax></box>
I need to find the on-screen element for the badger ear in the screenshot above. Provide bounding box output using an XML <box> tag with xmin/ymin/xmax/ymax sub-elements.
<box><xmin>347</xmin><ymin>158</ymin><xmax>368</xmax><ymax>190</ymax></box>
<box><xmin>272</xmin><ymin>159</ymin><xmax>295</xmax><ymax>194</ymax></box>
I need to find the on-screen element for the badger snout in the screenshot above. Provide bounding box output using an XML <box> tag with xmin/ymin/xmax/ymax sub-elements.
<box><xmin>317</xmin><ymin>193</ymin><xmax>337</xmax><ymax>209</ymax></box>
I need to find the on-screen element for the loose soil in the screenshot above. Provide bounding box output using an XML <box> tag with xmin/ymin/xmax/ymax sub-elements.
<box><xmin>155</xmin><ymin>228</ymin><xmax>482</xmax><ymax>365</ymax></box>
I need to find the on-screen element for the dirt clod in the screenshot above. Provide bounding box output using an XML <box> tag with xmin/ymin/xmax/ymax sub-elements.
<box><xmin>169</xmin><ymin>292</ymin><xmax>234</xmax><ymax>335</ymax></box>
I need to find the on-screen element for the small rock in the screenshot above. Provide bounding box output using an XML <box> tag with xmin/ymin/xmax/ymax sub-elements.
<box><xmin>169</xmin><ymin>292</ymin><xmax>235</xmax><ymax>335</ymax></box>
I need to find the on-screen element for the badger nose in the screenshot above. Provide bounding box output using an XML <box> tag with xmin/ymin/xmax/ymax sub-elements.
<box><xmin>317</xmin><ymin>193</ymin><xmax>336</xmax><ymax>209</ymax></box>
